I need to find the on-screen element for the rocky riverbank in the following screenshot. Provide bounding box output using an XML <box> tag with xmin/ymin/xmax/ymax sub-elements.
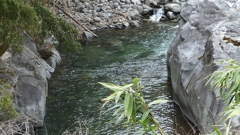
<box><xmin>0</xmin><ymin>0</ymin><xmax>186</xmax><ymax>132</ymax></box>
<box><xmin>55</xmin><ymin>0</ymin><xmax>186</xmax><ymax>38</ymax></box>
<box><xmin>168</xmin><ymin>0</ymin><xmax>240</xmax><ymax>133</ymax></box>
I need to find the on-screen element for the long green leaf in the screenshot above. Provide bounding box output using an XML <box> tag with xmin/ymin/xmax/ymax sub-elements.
<box><xmin>124</xmin><ymin>93</ymin><xmax>130</xmax><ymax>112</ymax></box>
<box><xmin>102</xmin><ymin>91</ymin><xmax>118</xmax><ymax>101</ymax></box>
<box><xmin>115</xmin><ymin>91</ymin><xmax>123</xmax><ymax>103</ymax></box>
<box><xmin>148</xmin><ymin>99</ymin><xmax>169</xmax><ymax>106</ymax></box>
<box><xmin>132</xmin><ymin>98</ymin><xmax>137</xmax><ymax>125</ymax></box>
<box><xmin>126</xmin><ymin>93</ymin><xmax>133</xmax><ymax>120</ymax></box>
<box><xmin>225</xmin><ymin>107</ymin><xmax>240</xmax><ymax>120</ymax></box>
<box><xmin>133</xmin><ymin>77</ymin><xmax>139</xmax><ymax>86</ymax></box>
<box><xmin>99</xmin><ymin>82</ymin><xmax>122</xmax><ymax>91</ymax></box>
<box><xmin>213</xmin><ymin>126</ymin><xmax>222</xmax><ymax>135</ymax></box>
<box><xmin>121</xmin><ymin>84</ymin><xmax>133</xmax><ymax>90</ymax></box>
<box><xmin>141</xmin><ymin>110</ymin><xmax>150</xmax><ymax>122</ymax></box>
<box><xmin>103</xmin><ymin>104</ymin><xmax>122</xmax><ymax>114</ymax></box>
<box><xmin>113</xmin><ymin>105</ymin><xmax>124</xmax><ymax>116</ymax></box>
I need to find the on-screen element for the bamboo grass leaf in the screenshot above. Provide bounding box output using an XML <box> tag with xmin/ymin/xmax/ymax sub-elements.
<box><xmin>132</xmin><ymin>98</ymin><xmax>137</xmax><ymax>125</ymax></box>
<box><xmin>124</xmin><ymin>93</ymin><xmax>131</xmax><ymax>112</ymax></box>
<box><xmin>103</xmin><ymin>104</ymin><xmax>122</xmax><ymax>114</ymax></box>
<box><xmin>98</xmin><ymin>82</ymin><xmax>122</xmax><ymax>91</ymax></box>
<box><xmin>148</xmin><ymin>99</ymin><xmax>169</xmax><ymax>106</ymax></box>
<box><xmin>141</xmin><ymin>110</ymin><xmax>150</xmax><ymax>122</ymax></box>
<box><xmin>133</xmin><ymin>78</ymin><xmax>139</xmax><ymax>86</ymax></box>
<box><xmin>121</xmin><ymin>84</ymin><xmax>133</xmax><ymax>90</ymax></box>
<box><xmin>115</xmin><ymin>91</ymin><xmax>123</xmax><ymax>103</ymax></box>
<box><xmin>225</xmin><ymin>107</ymin><xmax>240</xmax><ymax>120</ymax></box>
<box><xmin>102</xmin><ymin>91</ymin><xmax>118</xmax><ymax>101</ymax></box>
<box><xmin>113</xmin><ymin>106</ymin><xmax>124</xmax><ymax>116</ymax></box>
<box><xmin>213</xmin><ymin>126</ymin><xmax>222</xmax><ymax>135</ymax></box>
<box><xmin>116</xmin><ymin>112</ymin><xmax>125</xmax><ymax>124</ymax></box>
<box><xmin>126</xmin><ymin>93</ymin><xmax>133</xmax><ymax>120</ymax></box>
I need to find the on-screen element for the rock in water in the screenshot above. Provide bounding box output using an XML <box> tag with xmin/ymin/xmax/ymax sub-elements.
<box><xmin>167</xmin><ymin>0</ymin><xmax>240</xmax><ymax>133</ymax></box>
<box><xmin>165</xmin><ymin>3</ymin><xmax>181</xmax><ymax>13</ymax></box>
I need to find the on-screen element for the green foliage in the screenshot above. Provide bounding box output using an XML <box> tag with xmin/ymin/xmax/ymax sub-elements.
<box><xmin>32</xmin><ymin>1</ymin><xmax>81</xmax><ymax>51</ymax></box>
<box><xmin>99</xmin><ymin>78</ymin><xmax>169</xmax><ymax>135</ymax></box>
<box><xmin>0</xmin><ymin>83</ymin><xmax>18</xmax><ymax>121</ymax></box>
<box><xmin>0</xmin><ymin>0</ymin><xmax>39</xmax><ymax>53</ymax></box>
<box><xmin>206</xmin><ymin>59</ymin><xmax>240</xmax><ymax>104</ymax></box>
<box><xmin>0</xmin><ymin>0</ymin><xmax>81</xmax><ymax>54</ymax></box>
<box><xmin>206</xmin><ymin>59</ymin><xmax>240</xmax><ymax>135</ymax></box>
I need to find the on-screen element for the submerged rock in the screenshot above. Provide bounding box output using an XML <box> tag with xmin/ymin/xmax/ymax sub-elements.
<box><xmin>168</xmin><ymin>0</ymin><xmax>240</xmax><ymax>133</ymax></box>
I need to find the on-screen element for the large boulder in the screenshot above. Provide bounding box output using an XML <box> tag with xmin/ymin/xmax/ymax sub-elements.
<box><xmin>167</xmin><ymin>0</ymin><xmax>240</xmax><ymax>133</ymax></box>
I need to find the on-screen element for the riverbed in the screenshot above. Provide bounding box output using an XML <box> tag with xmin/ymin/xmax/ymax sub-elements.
<box><xmin>39</xmin><ymin>22</ymin><xmax>193</xmax><ymax>135</ymax></box>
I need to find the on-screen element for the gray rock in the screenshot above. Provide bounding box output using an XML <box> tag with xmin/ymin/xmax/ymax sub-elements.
<box><xmin>67</xmin><ymin>2</ymin><xmax>75</xmax><ymax>7</ymax></box>
<box><xmin>165</xmin><ymin>3</ymin><xmax>181</xmax><ymax>13</ymax></box>
<box><xmin>131</xmin><ymin>0</ymin><xmax>141</xmax><ymax>5</ymax></box>
<box><xmin>89</xmin><ymin>26</ymin><xmax>97</xmax><ymax>31</ymax></box>
<box><xmin>94</xmin><ymin>6</ymin><xmax>101</xmax><ymax>12</ymax></box>
<box><xmin>168</xmin><ymin>0</ymin><xmax>240</xmax><ymax>133</ymax></box>
<box><xmin>82</xmin><ymin>8</ymin><xmax>88</xmax><ymax>13</ymax></box>
<box><xmin>143</xmin><ymin>8</ymin><xmax>150</xmax><ymax>14</ymax></box>
<box><xmin>129</xmin><ymin>9</ymin><xmax>140</xmax><ymax>17</ymax></box>
<box><xmin>113</xmin><ymin>0</ymin><xmax>121</xmax><ymax>3</ymax></box>
<box><xmin>76</xmin><ymin>4</ymin><xmax>85</xmax><ymax>12</ymax></box>
<box><xmin>145</xmin><ymin>0</ymin><xmax>150</xmax><ymax>6</ymax></box>
<box><xmin>93</xmin><ymin>17</ymin><xmax>102</xmax><ymax>22</ymax></box>
<box><xmin>172</xmin><ymin>0</ymin><xmax>180</xmax><ymax>3</ymax></box>
<box><xmin>125</xmin><ymin>0</ymin><xmax>131</xmax><ymax>4</ymax></box>
<box><xmin>123</xmin><ymin>21</ymin><xmax>130</xmax><ymax>27</ymax></box>
<box><xmin>142</xmin><ymin>4</ymin><xmax>152</xmax><ymax>10</ymax></box>
<box><xmin>121</xmin><ymin>4</ymin><xmax>131</xmax><ymax>9</ymax></box>
<box><xmin>130</xmin><ymin>20</ymin><xmax>140</xmax><ymax>27</ymax></box>
<box><xmin>83</xmin><ymin>31</ymin><xmax>94</xmax><ymax>39</ymax></box>
<box><xmin>113</xmin><ymin>2</ymin><xmax>120</xmax><ymax>8</ymax></box>
<box><xmin>134</xmin><ymin>5</ymin><xmax>144</xmax><ymax>14</ymax></box>
<box><xmin>159</xmin><ymin>0</ymin><xmax>169</xmax><ymax>4</ymax></box>
<box><xmin>166</xmin><ymin>11</ymin><xmax>176</xmax><ymax>20</ymax></box>
<box><xmin>11</xmin><ymin>35</ymin><xmax>57</xmax><ymax>127</ymax></box>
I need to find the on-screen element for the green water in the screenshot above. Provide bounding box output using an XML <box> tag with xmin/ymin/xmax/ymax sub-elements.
<box><xmin>39</xmin><ymin>22</ymin><xmax>192</xmax><ymax>134</ymax></box>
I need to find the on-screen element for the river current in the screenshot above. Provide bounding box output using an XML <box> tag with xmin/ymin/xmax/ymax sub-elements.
<box><xmin>39</xmin><ymin>22</ymin><xmax>192</xmax><ymax>135</ymax></box>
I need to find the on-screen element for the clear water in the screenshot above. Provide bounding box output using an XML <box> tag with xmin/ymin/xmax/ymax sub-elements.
<box><xmin>39</xmin><ymin>22</ymin><xmax>192</xmax><ymax>135</ymax></box>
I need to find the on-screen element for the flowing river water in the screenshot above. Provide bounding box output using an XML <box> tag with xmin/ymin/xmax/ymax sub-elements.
<box><xmin>39</xmin><ymin>22</ymin><xmax>193</xmax><ymax>135</ymax></box>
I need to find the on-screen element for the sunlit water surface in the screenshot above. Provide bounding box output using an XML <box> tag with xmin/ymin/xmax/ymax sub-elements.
<box><xmin>39</xmin><ymin>22</ymin><xmax>192</xmax><ymax>135</ymax></box>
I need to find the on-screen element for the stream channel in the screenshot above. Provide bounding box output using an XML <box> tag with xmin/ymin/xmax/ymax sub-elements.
<box><xmin>39</xmin><ymin>22</ymin><xmax>192</xmax><ymax>135</ymax></box>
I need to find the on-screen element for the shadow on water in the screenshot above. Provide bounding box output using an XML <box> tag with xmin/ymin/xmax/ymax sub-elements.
<box><xmin>38</xmin><ymin>22</ymin><xmax>194</xmax><ymax>135</ymax></box>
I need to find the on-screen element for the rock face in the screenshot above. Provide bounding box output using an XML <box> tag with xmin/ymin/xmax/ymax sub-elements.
<box><xmin>168</xmin><ymin>0</ymin><xmax>240</xmax><ymax>133</ymax></box>
<box><xmin>1</xmin><ymin>34</ymin><xmax>60</xmax><ymax>127</ymax></box>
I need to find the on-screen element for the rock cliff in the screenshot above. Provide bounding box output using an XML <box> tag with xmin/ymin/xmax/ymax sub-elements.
<box><xmin>168</xmin><ymin>0</ymin><xmax>240</xmax><ymax>133</ymax></box>
<box><xmin>0</xmin><ymin>34</ymin><xmax>60</xmax><ymax>127</ymax></box>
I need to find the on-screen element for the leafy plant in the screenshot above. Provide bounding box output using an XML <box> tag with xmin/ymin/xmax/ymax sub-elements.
<box><xmin>0</xmin><ymin>83</ymin><xmax>18</xmax><ymax>121</ymax></box>
<box><xmin>99</xmin><ymin>78</ymin><xmax>169</xmax><ymax>135</ymax></box>
<box><xmin>206</xmin><ymin>59</ymin><xmax>240</xmax><ymax>104</ymax></box>
<box><xmin>0</xmin><ymin>0</ymin><xmax>81</xmax><ymax>55</ymax></box>
<box><xmin>206</xmin><ymin>59</ymin><xmax>240</xmax><ymax>135</ymax></box>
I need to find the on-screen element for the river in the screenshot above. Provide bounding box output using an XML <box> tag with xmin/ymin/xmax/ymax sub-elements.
<box><xmin>39</xmin><ymin>22</ymin><xmax>193</xmax><ymax>135</ymax></box>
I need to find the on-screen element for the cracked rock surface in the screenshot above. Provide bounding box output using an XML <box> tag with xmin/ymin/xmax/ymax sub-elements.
<box><xmin>167</xmin><ymin>0</ymin><xmax>240</xmax><ymax>133</ymax></box>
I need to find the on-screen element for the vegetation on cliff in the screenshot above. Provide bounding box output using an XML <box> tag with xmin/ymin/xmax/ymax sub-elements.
<box><xmin>0</xmin><ymin>0</ymin><xmax>81</xmax><ymax>56</ymax></box>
